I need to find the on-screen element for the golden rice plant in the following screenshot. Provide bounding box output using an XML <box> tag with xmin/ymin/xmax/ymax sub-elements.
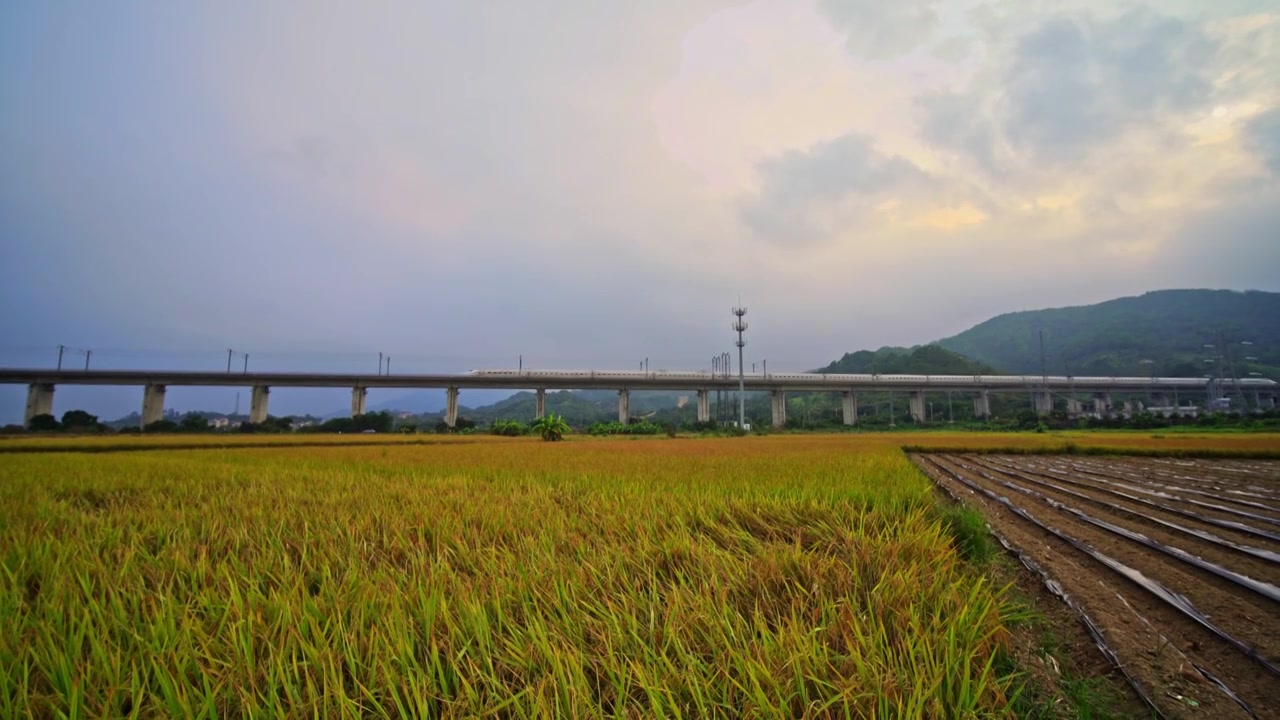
<box><xmin>1</xmin><ymin>436</ymin><xmax>1021</xmax><ymax>717</ymax></box>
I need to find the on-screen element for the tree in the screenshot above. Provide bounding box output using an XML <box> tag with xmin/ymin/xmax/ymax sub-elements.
<box><xmin>144</xmin><ymin>419</ymin><xmax>178</xmax><ymax>433</ymax></box>
<box><xmin>28</xmin><ymin>414</ymin><xmax>59</xmax><ymax>432</ymax></box>
<box><xmin>530</xmin><ymin>412</ymin><xmax>570</xmax><ymax>441</ymax></box>
<box><xmin>352</xmin><ymin>411</ymin><xmax>394</xmax><ymax>433</ymax></box>
<box><xmin>61</xmin><ymin>409</ymin><xmax>99</xmax><ymax>430</ymax></box>
<box><xmin>179</xmin><ymin>413</ymin><xmax>209</xmax><ymax>432</ymax></box>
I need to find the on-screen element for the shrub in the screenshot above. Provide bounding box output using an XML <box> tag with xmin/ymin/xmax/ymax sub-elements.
<box><xmin>490</xmin><ymin>420</ymin><xmax>528</xmax><ymax>437</ymax></box>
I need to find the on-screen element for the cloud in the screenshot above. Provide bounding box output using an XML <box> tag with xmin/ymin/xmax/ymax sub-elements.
<box><xmin>1</xmin><ymin>1</ymin><xmax>1279</xmax><ymax>425</ymax></box>
<box><xmin>740</xmin><ymin>133</ymin><xmax>935</xmax><ymax>242</ymax></box>
<box><xmin>1158</xmin><ymin>186</ymin><xmax>1280</xmax><ymax>288</ymax></box>
<box><xmin>819</xmin><ymin>0</ymin><xmax>943</xmax><ymax>58</ymax></box>
<box><xmin>1245</xmin><ymin>107</ymin><xmax>1280</xmax><ymax>175</ymax></box>
<box><xmin>921</xmin><ymin>7</ymin><xmax>1217</xmax><ymax>168</ymax></box>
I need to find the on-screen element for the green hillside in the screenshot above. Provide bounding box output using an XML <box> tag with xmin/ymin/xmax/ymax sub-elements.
<box><xmin>428</xmin><ymin>389</ymin><xmax>689</xmax><ymax>427</ymax></box>
<box><xmin>936</xmin><ymin>289</ymin><xmax>1279</xmax><ymax>379</ymax></box>
<box><xmin>817</xmin><ymin>344</ymin><xmax>998</xmax><ymax>375</ymax></box>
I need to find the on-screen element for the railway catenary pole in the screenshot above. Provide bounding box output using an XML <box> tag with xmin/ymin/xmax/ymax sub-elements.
<box><xmin>723</xmin><ymin>352</ymin><xmax>731</xmax><ymax>424</ymax></box>
<box><xmin>712</xmin><ymin>355</ymin><xmax>719</xmax><ymax>424</ymax></box>
<box><xmin>732</xmin><ymin>306</ymin><xmax>747</xmax><ymax>429</ymax></box>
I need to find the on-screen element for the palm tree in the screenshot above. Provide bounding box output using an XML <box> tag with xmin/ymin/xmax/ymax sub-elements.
<box><xmin>530</xmin><ymin>412</ymin><xmax>570</xmax><ymax>441</ymax></box>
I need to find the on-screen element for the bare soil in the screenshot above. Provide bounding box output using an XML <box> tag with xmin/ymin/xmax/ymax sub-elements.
<box><xmin>914</xmin><ymin>454</ymin><xmax>1280</xmax><ymax>720</ymax></box>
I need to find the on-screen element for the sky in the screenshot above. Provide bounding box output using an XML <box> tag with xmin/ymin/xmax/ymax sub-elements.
<box><xmin>2</xmin><ymin>0</ymin><xmax>1278</xmax><ymax>421</ymax></box>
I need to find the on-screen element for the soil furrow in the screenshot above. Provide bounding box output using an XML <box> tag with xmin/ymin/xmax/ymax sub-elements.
<box><xmin>915</xmin><ymin>454</ymin><xmax>1280</xmax><ymax>718</ymax></box>
<box><xmin>986</xmin><ymin>456</ymin><xmax>1280</xmax><ymax>548</ymax></box>
<box><xmin>1047</xmin><ymin>459</ymin><xmax>1280</xmax><ymax>520</ymax></box>
<box><xmin>971</xmin><ymin>456</ymin><xmax>1280</xmax><ymax>573</ymax></box>
<box><xmin>1119</xmin><ymin>459</ymin><xmax>1280</xmax><ymax>504</ymax></box>
<box><xmin>1025</xmin><ymin>458</ymin><xmax>1280</xmax><ymax>533</ymax></box>
<box><xmin>934</xmin><ymin>455</ymin><xmax>1280</xmax><ymax>666</ymax></box>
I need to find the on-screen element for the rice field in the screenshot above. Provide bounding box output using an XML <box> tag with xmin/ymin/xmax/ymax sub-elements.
<box><xmin>2</xmin><ymin>431</ymin><xmax>1275</xmax><ymax>717</ymax></box>
<box><xmin>1</xmin><ymin>434</ymin><xmax>1021</xmax><ymax>718</ymax></box>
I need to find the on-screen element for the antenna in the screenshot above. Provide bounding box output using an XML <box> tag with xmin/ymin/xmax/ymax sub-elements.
<box><xmin>732</xmin><ymin>305</ymin><xmax>748</xmax><ymax>428</ymax></box>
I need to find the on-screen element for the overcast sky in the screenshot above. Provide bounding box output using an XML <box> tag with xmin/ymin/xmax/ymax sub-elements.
<box><xmin>2</xmin><ymin>1</ymin><xmax>1278</xmax><ymax>420</ymax></box>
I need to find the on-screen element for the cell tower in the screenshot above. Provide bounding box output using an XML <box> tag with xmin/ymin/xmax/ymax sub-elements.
<box><xmin>732</xmin><ymin>305</ymin><xmax>748</xmax><ymax>428</ymax></box>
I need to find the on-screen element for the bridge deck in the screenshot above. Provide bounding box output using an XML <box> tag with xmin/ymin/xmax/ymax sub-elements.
<box><xmin>1</xmin><ymin>368</ymin><xmax>1271</xmax><ymax>393</ymax></box>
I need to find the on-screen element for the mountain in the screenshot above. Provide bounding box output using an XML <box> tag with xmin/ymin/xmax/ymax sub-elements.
<box><xmin>423</xmin><ymin>389</ymin><xmax>692</xmax><ymax>426</ymax></box>
<box><xmin>936</xmin><ymin>289</ymin><xmax>1279</xmax><ymax>379</ymax></box>
<box><xmin>817</xmin><ymin>344</ymin><xmax>998</xmax><ymax>375</ymax></box>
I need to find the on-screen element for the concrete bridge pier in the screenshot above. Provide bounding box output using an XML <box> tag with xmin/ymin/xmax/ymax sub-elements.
<box><xmin>841</xmin><ymin>390</ymin><xmax>858</xmax><ymax>426</ymax></box>
<box><xmin>1261</xmin><ymin>393</ymin><xmax>1276</xmax><ymax>410</ymax></box>
<box><xmin>909</xmin><ymin>391</ymin><xmax>927</xmax><ymax>423</ymax></box>
<box><xmin>351</xmin><ymin>387</ymin><xmax>368</xmax><ymax>416</ymax></box>
<box><xmin>250</xmin><ymin>386</ymin><xmax>271</xmax><ymax>424</ymax></box>
<box><xmin>534</xmin><ymin>388</ymin><xmax>546</xmax><ymax>419</ymax></box>
<box><xmin>1151</xmin><ymin>392</ymin><xmax>1169</xmax><ymax>408</ymax></box>
<box><xmin>972</xmin><ymin>391</ymin><xmax>990</xmax><ymax>420</ymax></box>
<box><xmin>24</xmin><ymin>383</ymin><xmax>55</xmax><ymax>427</ymax></box>
<box><xmin>618</xmin><ymin>389</ymin><xmax>630</xmax><ymax>424</ymax></box>
<box><xmin>696</xmin><ymin>389</ymin><xmax>710</xmax><ymax>423</ymax></box>
<box><xmin>770</xmin><ymin>390</ymin><xmax>787</xmax><ymax>428</ymax></box>
<box><xmin>1093</xmin><ymin>392</ymin><xmax>1112</xmax><ymax>417</ymax></box>
<box><xmin>1123</xmin><ymin>399</ymin><xmax>1140</xmax><ymax>416</ymax></box>
<box><xmin>141</xmin><ymin>385</ymin><xmax>167</xmax><ymax>429</ymax></box>
<box><xmin>1034</xmin><ymin>390</ymin><xmax>1054</xmax><ymax>415</ymax></box>
<box><xmin>1066</xmin><ymin>398</ymin><xmax>1085</xmax><ymax>416</ymax></box>
<box><xmin>445</xmin><ymin>387</ymin><xmax>459</xmax><ymax>427</ymax></box>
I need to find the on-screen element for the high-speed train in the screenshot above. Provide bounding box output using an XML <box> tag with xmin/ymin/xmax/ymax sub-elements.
<box><xmin>465</xmin><ymin>369</ymin><xmax>1276</xmax><ymax>388</ymax></box>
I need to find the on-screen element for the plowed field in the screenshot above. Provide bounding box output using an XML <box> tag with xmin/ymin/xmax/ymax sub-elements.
<box><xmin>915</xmin><ymin>454</ymin><xmax>1280</xmax><ymax>719</ymax></box>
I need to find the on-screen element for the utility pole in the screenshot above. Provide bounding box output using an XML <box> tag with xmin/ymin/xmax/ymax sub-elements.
<box><xmin>57</xmin><ymin>345</ymin><xmax>65</xmax><ymax>370</ymax></box>
<box><xmin>378</xmin><ymin>352</ymin><xmax>383</xmax><ymax>376</ymax></box>
<box><xmin>519</xmin><ymin>355</ymin><xmax>523</xmax><ymax>372</ymax></box>
<box><xmin>243</xmin><ymin>354</ymin><xmax>249</xmax><ymax>374</ymax></box>
<box><xmin>227</xmin><ymin>348</ymin><xmax>234</xmax><ymax>373</ymax></box>
<box><xmin>386</xmin><ymin>356</ymin><xmax>391</xmax><ymax>375</ymax></box>
<box><xmin>732</xmin><ymin>306</ymin><xmax>748</xmax><ymax>428</ymax></box>
<box><xmin>82</xmin><ymin>349</ymin><xmax>92</xmax><ymax>371</ymax></box>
